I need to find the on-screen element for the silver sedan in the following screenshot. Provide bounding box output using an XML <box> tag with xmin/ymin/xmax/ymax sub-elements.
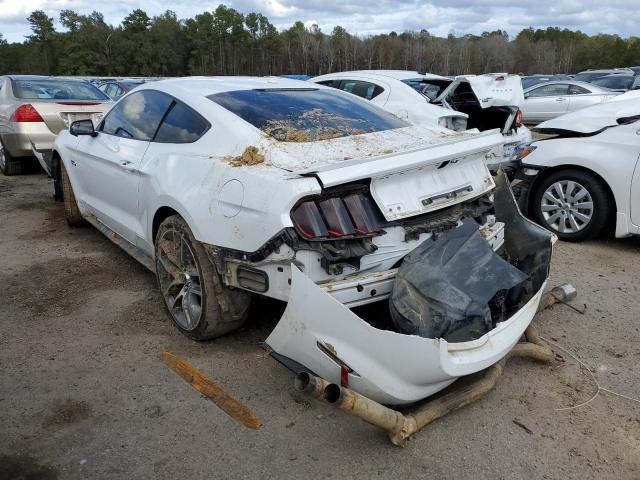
<box><xmin>0</xmin><ymin>75</ymin><xmax>112</xmax><ymax>176</ymax></box>
<box><xmin>521</xmin><ymin>80</ymin><xmax>620</xmax><ymax>124</ymax></box>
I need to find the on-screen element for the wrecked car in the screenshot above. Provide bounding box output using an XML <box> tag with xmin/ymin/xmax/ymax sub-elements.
<box><xmin>513</xmin><ymin>91</ymin><xmax>640</xmax><ymax>241</ymax></box>
<box><xmin>310</xmin><ymin>71</ymin><xmax>531</xmax><ymax>170</ymax></box>
<box><xmin>52</xmin><ymin>77</ymin><xmax>553</xmax><ymax>404</ymax></box>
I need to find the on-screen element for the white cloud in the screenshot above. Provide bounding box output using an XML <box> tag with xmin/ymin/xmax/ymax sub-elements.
<box><xmin>0</xmin><ymin>0</ymin><xmax>637</xmax><ymax>42</ymax></box>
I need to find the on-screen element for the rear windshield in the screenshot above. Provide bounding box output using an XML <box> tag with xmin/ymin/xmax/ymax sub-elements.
<box><xmin>11</xmin><ymin>79</ymin><xmax>109</xmax><ymax>100</ymax></box>
<box><xmin>208</xmin><ymin>88</ymin><xmax>408</xmax><ymax>142</ymax></box>
<box><xmin>592</xmin><ymin>76</ymin><xmax>634</xmax><ymax>90</ymax></box>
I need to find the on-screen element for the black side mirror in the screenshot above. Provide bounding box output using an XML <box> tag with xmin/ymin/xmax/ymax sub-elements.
<box><xmin>70</xmin><ymin>119</ymin><xmax>97</xmax><ymax>137</ymax></box>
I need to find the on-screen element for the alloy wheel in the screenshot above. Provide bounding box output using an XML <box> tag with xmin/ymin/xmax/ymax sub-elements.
<box><xmin>540</xmin><ymin>180</ymin><xmax>594</xmax><ymax>234</ymax></box>
<box><xmin>156</xmin><ymin>228</ymin><xmax>203</xmax><ymax>331</ymax></box>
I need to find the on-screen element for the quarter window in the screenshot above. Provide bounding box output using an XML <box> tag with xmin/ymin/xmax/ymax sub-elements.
<box><xmin>339</xmin><ymin>80</ymin><xmax>384</xmax><ymax>100</ymax></box>
<box><xmin>568</xmin><ymin>85</ymin><xmax>590</xmax><ymax>95</ymax></box>
<box><xmin>100</xmin><ymin>90</ymin><xmax>173</xmax><ymax>141</ymax></box>
<box><xmin>527</xmin><ymin>84</ymin><xmax>570</xmax><ymax>97</ymax></box>
<box><xmin>154</xmin><ymin>101</ymin><xmax>210</xmax><ymax>143</ymax></box>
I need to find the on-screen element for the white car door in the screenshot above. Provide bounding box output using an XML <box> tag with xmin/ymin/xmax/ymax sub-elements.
<box><xmin>75</xmin><ymin>90</ymin><xmax>173</xmax><ymax>243</ymax></box>
<box><xmin>567</xmin><ymin>84</ymin><xmax>606</xmax><ymax>113</ymax></box>
<box><xmin>523</xmin><ymin>83</ymin><xmax>570</xmax><ymax>121</ymax></box>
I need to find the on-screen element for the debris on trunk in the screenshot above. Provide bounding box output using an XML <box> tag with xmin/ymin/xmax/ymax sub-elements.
<box><xmin>225</xmin><ymin>146</ymin><xmax>265</xmax><ymax>167</ymax></box>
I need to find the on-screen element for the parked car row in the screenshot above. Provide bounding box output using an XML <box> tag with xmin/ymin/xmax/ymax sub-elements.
<box><xmin>2</xmin><ymin>71</ymin><xmax>637</xmax><ymax>405</ymax></box>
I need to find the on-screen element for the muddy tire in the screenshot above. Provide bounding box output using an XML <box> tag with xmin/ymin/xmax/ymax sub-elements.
<box><xmin>0</xmin><ymin>139</ymin><xmax>22</xmax><ymax>176</ymax></box>
<box><xmin>155</xmin><ymin>215</ymin><xmax>251</xmax><ymax>340</ymax></box>
<box><xmin>530</xmin><ymin>169</ymin><xmax>610</xmax><ymax>242</ymax></box>
<box><xmin>61</xmin><ymin>162</ymin><xmax>85</xmax><ymax>227</ymax></box>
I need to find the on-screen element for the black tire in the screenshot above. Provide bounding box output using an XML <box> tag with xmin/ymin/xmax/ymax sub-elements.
<box><xmin>155</xmin><ymin>215</ymin><xmax>251</xmax><ymax>340</ymax></box>
<box><xmin>61</xmin><ymin>162</ymin><xmax>85</xmax><ymax>227</ymax></box>
<box><xmin>530</xmin><ymin>169</ymin><xmax>610</xmax><ymax>242</ymax></box>
<box><xmin>0</xmin><ymin>139</ymin><xmax>22</xmax><ymax>176</ymax></box>
<box><xmin>52</xmin><ymin>156</ymin><xmax>63</xmax><ymax>201</ymax></box>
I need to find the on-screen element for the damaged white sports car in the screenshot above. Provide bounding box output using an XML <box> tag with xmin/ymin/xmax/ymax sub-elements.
<box><xmin>53</xmin><ymin>77</ymin><xmax>553</xmax><ymax>404</ymax></box>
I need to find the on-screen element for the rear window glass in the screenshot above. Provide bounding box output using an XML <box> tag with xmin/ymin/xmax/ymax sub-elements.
<box><xmin>12</xmin><ymin>79</ymin><xmax>109</xmax><ymax>100</ymax></box>
<box><xmin>208</xmin><ymin>88</ymin><xmax>408</xmax><ymax>142</ymax></box>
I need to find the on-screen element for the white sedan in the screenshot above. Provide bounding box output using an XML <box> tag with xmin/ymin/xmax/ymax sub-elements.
<box><xmin>310</xmin><ymin>70</ymin><xmax>531</xmax><ymax>168</ymax></box>
<box><xmin>53</xmin><ymin>77</ymin><xmax>552</xmax><ymax>404</ymax></box>
<box><xmin>522</xmin><ymin>80</ymin><xmax>620</xmax><ymax>124</ymax></box>
<box><xmin>516</xmin><ymin>91</ymin><xmax>640</xmax><ymax>241</ymax></box>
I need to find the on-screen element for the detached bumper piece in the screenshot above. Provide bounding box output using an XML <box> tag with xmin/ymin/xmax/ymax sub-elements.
<box><xmin>295</xmin><ymin>329</ymin><xmax>555</xmax><ymax>447</ymax></box>
<box><xmin>266</xmin><ymin>172</ymin><xmax>554</xmax><ymax>405</ymax></box>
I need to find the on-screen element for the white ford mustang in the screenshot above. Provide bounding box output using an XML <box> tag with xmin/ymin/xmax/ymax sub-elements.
<box><xmin>53</xmin><ymin>77</ymin><xmax>553</xmax><ymax>404</ymax></box>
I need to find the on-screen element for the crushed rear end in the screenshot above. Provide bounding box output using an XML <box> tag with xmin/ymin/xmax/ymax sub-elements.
<box><xmin>263</xmin><ymin>127</ymin><xmax>553</xmax><ymax>405</ymax></box>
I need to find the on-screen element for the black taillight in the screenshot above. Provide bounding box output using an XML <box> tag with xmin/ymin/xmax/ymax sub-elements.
<box><xmin>343</xmin><ymin>194</ymin><xmax>379</xmax><ymax>235</ymax></box>
<box><xmin>318</xmin><ymin>197</ymin><xmax>356</xmax><ymax>237</ymax></box>
<box><xmin>291</xmin><ymin>201</ymin><xmax>329</xmax><ymax>239</ymax></box>
<box><xmin>291</xmin><ymin>192</ymin><xmax>382</xmax><ymax>241</ymax></box>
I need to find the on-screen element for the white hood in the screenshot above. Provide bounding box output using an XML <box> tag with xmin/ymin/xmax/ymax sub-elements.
<box><xmin>534</xmin><ymin>95</ymin><xmax>640</xmax><ymax>134</ymax></box>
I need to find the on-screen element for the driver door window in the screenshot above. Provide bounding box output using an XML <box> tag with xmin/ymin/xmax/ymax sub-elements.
<box><xmin>338</xmin><ymin>80</ymin><xmax>384</xmax><ymax>100</ymax></box>
<box><xmin>99</xmin><ymin>90</ymin><xmax>173</xmax><ymax>140</ymax></box>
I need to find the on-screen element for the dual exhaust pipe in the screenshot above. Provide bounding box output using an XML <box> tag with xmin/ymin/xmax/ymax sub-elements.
<box><xmin>294</xmin><ymin>326</ymin><xmax>556</xmax><ymax>447</ymax></box>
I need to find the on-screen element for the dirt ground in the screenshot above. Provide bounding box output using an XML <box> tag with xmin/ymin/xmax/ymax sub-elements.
<box><xmin>1</xmin><ymin>171</ymin><xmax>639</xmax><ymax>480</ymax></box>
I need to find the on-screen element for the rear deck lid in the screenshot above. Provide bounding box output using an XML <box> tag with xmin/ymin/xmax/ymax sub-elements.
<box><xmin>435</xmin><ymin>74</ymin><xmax>524</xmax><ymax>109</ymax></box>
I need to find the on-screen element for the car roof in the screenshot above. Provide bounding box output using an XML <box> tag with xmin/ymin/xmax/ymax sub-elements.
<box><xmin>577</xmin><ymin>68</ymin><xmax>634</xmax><ymax>74</ymax></box>
<box><xmin>524</xmin><ymin>80</ymin><xmax>608</xmax><ymax>92</ymax></box>
<box><xmin>154</xmin><ymin>76</ymin><xmax>320</xmax><ymax>97</ymax></box>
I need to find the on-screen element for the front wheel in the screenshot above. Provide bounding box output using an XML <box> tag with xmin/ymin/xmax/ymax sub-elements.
<box><xmin>155</xmin><ymin>215</ymin><xmax>251</xmax><ymax>340</ymax></box>
<box><xmin>530</xmin><ymin>169</ymin><xmax>610</xmax><ymax>242</ymax></box>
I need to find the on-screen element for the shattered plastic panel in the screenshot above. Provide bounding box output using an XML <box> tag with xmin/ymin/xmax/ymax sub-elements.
<box><xmin>389</xmin><ymin>219</ymin><xmax>528</xmax><ymax>342</ymax></box>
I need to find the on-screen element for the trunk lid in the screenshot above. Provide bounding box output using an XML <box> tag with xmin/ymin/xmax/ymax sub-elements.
<box><xmin>435</xmin><ymin>74</ymin><xmax>524</xmax><ymax>109</ymax></box>
<box><xmin>31</xmin><ymin>101</ymin><xmax>112</xmax><ymax>134</ymax></box>
<box><xmin>269</xmin><ymin>125</ymin><xmax>503</xmax><ymax>221</ymax></box>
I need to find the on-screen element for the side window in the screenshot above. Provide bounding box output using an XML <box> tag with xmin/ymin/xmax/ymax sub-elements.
<box><xmin>113</xmin><ymin>86</ymin><xmax>124</xmax><ymax>99</ymax></box>
<box><xmin>339</xmin><ymin>80</ymin><xmax>384</xmax><ymax>100</ymax></box>
<box><xmin>98</xmin><ymin>83</ymin><xmax>108</xmax><ymax>93</ymax></box>
<box><xmin>316</xmin><ymin>79</ymin><xmax>341</xmax><ymax>89</ymax></box>
<box><xmin>569</xmin><ymin>85</ymin><xmax>590</xmax><ymax>95</ymax></box>
<box><xmin>105</xmin><ymin>84</ymin><xmax>118</xmax><ymax>98</ymax></box>
<box><xmin>100</xmin><ymin>90</ymin><xmax>173</xmax><ymax>141</ymax></box>
<box><xmin>527</xmin><ymin>84</ymin><xmax>570</xmax><ymax>98</ymax></box>
<box><xmin>154</xmin><ymin>101</ymin><xmax>210</xmax><ymax>143</ymax></box>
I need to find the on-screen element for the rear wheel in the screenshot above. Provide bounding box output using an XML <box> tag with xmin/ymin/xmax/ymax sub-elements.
<box><xmin>0</xmin><ymin>140</ymin><xmax>22</xmax><ymax>176</ymax></box>
<box><xmin>530</xmin><ymin>169</ymin><xmax>610</xmax><ymax>241</ymax></box>
<box><xmin>61</xmin><ymin>162</ymin><xmax>85</xmax><ymax>226</ymax></box>
<box><xmin>155</xmin><ymin>215</ymin><xmax>251</xmax><ymax>340</ymax></box>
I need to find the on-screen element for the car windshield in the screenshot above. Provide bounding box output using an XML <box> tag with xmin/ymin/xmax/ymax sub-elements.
<box><xmin>208</xmin><ymin>88</ymin><xmax>409</xmax><ymax>142</ymax></box>
<box><xmin>12</xmin><ymin>79</ymin><xmax>109</xmax><ymax>100</ymax></box>
<box><xmin>573</xmin><ymin>72</ymin><xmax>611</xmax><ymax>83</ymax></box>
<box><xmin>592</xmin><ymin>76</ymin><xmax>633</xmax><ymax>90</ymax></box>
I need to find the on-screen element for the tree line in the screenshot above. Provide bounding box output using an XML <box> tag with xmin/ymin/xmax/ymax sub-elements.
<box><xmin>1</xmin><ymin>7</ymin><xmax>639</xmax><ymax>77</ymax></box>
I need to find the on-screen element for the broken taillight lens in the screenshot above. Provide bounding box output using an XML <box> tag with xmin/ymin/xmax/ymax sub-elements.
<box><xmin>515</xmin><ymin>109</ymin><xmax>523</xmax><ymax>129</ymax></box>
<box><xmin>291</xmin><ymin>192</ymin><xmax>382</xmax><ymax>240</ymax></box>
<box><xmin>10</xmin><ymin>104</ymin><xmax>44</xmax><ymax>123</ymax></box>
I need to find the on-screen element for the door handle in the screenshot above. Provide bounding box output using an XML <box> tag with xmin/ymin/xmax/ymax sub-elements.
<box><xmin>555</xmin><ymin>97</ymin><xmax>567</xmax><ymax>102</ymax></box>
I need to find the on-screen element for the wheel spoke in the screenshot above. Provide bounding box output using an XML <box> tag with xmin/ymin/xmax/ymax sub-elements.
<box><xmin>167</xmin><ymin>284</ymin><xmax>188</xmax><ymax>310</ymax></box>
<box><xmin>542</xmin><ymin>204</ymin><xmax>559</xmax><ymax>212</ymax></box>
<box><xmin>573</xmin><ymin>211</ymin><xmax>591</xmax><ymax>223</ymax></box>
<box><xmin>157</xmin><ymin>250</ymin><xmax>182</xmax><ymax>280</ymax></box>
<box><xmin>575</xmin><ymin>201</ymin><xmax>593</xmax><ymax>211</ymax></box>
<box><xmin>557</xmin><ymin>216</ymin><xmax>567</xmax><ymax>233</ymax></box>
<box><xmin>543</xmin><ymin>191</ymin><xmax>561</xmax><ymax>204</ymax></box>
<box><xmin>573</xmin><ymin>188</ymin><xmax>589</xmax><ymax>202</ymax></box>
<box><xmin>568</xmin><ymin>213</ymin><xmax>580</xmax><ymax>231</ymax></box>
<box><xmin>565</xmin><ymin>181</ymin><xmax>576</xmax><ymax>201</ymax></box>
<box><xmin>552</xmin><ymin>182</ymin><xmax>566</xmax><ymax>201</ymax></box>
<box><xmin>547</xmin><ymin>212</ymin><xmax>562</xmax><ymax>225</ymax></box>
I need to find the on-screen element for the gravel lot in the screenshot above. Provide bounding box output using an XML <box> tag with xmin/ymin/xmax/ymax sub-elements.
<box><xmin>1</xmin><ymin>171</ymin><xmax>639</xmax><ymax>479</ymax></box>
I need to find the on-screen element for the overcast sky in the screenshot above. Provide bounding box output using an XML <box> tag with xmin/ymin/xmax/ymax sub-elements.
<box><xmin>0</xmin><ymin>0</ymin><xmax>637</xmax><ymax>42</ymax></box>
